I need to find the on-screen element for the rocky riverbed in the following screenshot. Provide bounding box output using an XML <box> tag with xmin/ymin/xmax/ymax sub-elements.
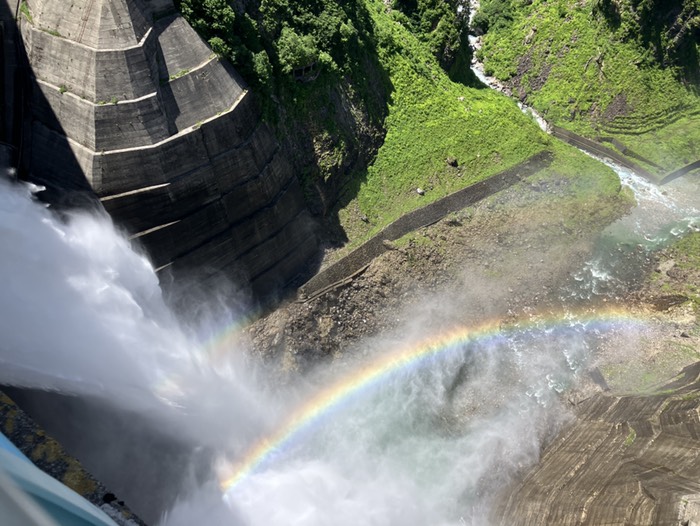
<box><xmin>249</xmin><ymin>168</ymin><xmax>633</xmax><ymax>375</ymax></box>
<box><xmin>247</xmin><ymin>159</ymin><xmax>700</xmax><ymax>525</ymax></box>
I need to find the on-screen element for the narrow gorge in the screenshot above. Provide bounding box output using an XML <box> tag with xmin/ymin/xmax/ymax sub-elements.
<box><xmin>0</xmin><ymin>1</ymin><xmax>699</xmax><ymax>525</ymax></box>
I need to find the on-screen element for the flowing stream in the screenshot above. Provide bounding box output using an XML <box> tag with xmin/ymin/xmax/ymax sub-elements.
<box><xmin>0</xmin><ymin>15</ymin><xmax>699</xmax><ymax>524</ymax></box>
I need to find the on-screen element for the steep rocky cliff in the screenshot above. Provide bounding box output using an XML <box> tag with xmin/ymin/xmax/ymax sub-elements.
<box><xmin>12</xmin><ymin>0</ymin><xmax>318</xmax><ymax>298</ymax></box>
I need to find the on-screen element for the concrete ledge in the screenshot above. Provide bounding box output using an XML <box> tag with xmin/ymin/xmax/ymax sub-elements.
<box><xmin>551</xmin><ymin>125</ymin><xmax>659</xmax><ymax>182</ymax></box>
<box><xmin>154</xmin><ymin>13</ymin><xmax>213</xmax><ymax>80</ymax></box>
<box><xmin>35</xmin><ymin>81</ymin><xmax>172</xmax><ymax>151</ymax></box>
<box><xmin>136</xmin><ymin>169</ymin><xmax>302</xmax><ymax>268</ymax></box>
<box><xmin>198</xmin><ymin>93</ymin><xmax>261</xmax><ymax>157</ymax></box>
<box><xmin>660</xmin><ymin>159</ymin><xmax>700</xmax><ymax>185</ymax></box>
<box><xmin>31</xmin><ymin>0</ymin><xmax>150</xmax><ymax>50</ymax></box>
<box><xmin>299</xmin><ymin>151</ymin><xmax>553</xmax><ymax>301</ymax></box>
<box><xmin>32</xmin><ymin>81</ymin><xmax>96</xmax><ymax>148</ymax></box>
<box><xmin>93</xmin><ymin>95</ymin><xmax>170</xmax><ymax>150</ymax></box>
<box><xmin>101</xmin><ymin>168</ymin><xmax>219</xmax><ymax>233</ymax></box>
<box><xmin>21</xmin><ymin>21</ymin><xmax>160</xmax><ymax>102</ymax></box>
<box><xmin>164</xmin><ymin>58</ymin><xmax>245</xmax><ymax>132</ymax></box>
<box><xmin>220</xmin><ymin>155</ymin><xmax>295</xmax><ymax>224</ymax></box>
<box><xmin>22</xmin><ymin>22</ymin><xmax>98</xmax><ymax>101</ymax></box>
<box><xmin>59</xmin><ymin>91</ymin><xmax>250</xmax><ymax>194</ymax></box>
<box><xmin>163</xmin><ymin>201</ymin><xmax>317</xmax><ymax>293</ymax></box>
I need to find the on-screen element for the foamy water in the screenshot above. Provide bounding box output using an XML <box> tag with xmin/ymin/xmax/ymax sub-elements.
<box><xmin>566</xmin><ymin>159</ymin><xmax>700</xmax><ymax>302</ymax></box>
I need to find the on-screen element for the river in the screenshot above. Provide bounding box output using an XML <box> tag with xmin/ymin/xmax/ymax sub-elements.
<box><xmin>0</xmin><ymin>14</ymin><xmax>699</xmax><ymax>526</ymax></box>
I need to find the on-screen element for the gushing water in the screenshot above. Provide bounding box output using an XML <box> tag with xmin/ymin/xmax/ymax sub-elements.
<box><xmin>0</xmin><ymin>150</ymin><xmax>696</xmax><ymax>526</ymax></box>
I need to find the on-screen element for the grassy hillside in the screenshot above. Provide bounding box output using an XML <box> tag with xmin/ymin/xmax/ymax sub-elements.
<box><xmin>476</xmin><ymin>0</ymin><xmax>700</xmax><ymax>174</ymax></box>
<box><xmin>177</xmin><ymin>0</ymin><xmax>629</xmax><ymax>253</ymax></box>
<box><xmin>336</xmin><ymin>1</ymin><xmax>627</xmax><ymax>249</ymax></box>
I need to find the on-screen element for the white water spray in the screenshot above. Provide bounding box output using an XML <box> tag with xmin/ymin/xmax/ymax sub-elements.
<box><xmin>0</xmin><ymin>140</ymin><xmax>697</xmax><ymax>526</ymax></box>
<box><xmin>0</xmin><ymin>176</ymin><xmax>608</xmax><ymax>525</ymax></box>
<box><xmin>0</xmin><ymin>177</ymin><xmax>277</xmax><ymax>453</ymax></box>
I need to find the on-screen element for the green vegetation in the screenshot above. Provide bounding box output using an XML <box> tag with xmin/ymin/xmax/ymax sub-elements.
<box><xmin>670</xmin><ymin>231</ymin><xmax>700</xmax><ymax>271</ymax></box>
<box><xmin>476</xmin><ymin>0</ymin><xmax>700</xmax><ymax>173</ymax></box>
<box><xmin>389</xmin><ymin>0</ymin><xmax>470</xmax><ymax>71</ymax></box>
<box><xmin>472</xmin><ymin>0</ymin><xmax>515</xmax><ymax>34</ymax></box>
<box><xmin>338</xmin><ymin>79</ymin><xmax>628</xmax><ymax>250</ymax></box>
<box><xmin>58</xmin><ymin>84</ymin><xmax>67</xmax><ymax>94</ymax></box>
<box><xmin>176</xmin><ymin>0</ymin><xmax>391</xmax><ymax>216</ymax></box>
<box><xmin>42</xmin><ymin>28</ymin><xmax>62</xmax><ymax>37</ymax></box>
<box><xmin>19</xmin><ymin>1</ymin><xmax>32</xmax><ymax>23</ymax></box>
<box><xmin>177</xmin><ymin>0</ymin><xmax>631</xmax><ymax>253</ymax></box>
<box><xmin>175</xmin><ymin>0</ymin><xmax>379</xmax><ymax>94</ymax></box>
<box><xmin>169</xmin><ymin>68</ymin><xmax>191</xmax><ymax>80</ymax></box>
<box><xmin>624</xmin><ymin>427</ymin><xmax>637</xmax><ymax>446</ymax></box>
<box><xmin>334</xmin><ymin>1</ymin><xmax>556</xmax><ymax>247</ymax></box>
<box><xmin>176</xmin><ymin>0</ymin><xmax>469</xmax><ymax>89</ymax></box>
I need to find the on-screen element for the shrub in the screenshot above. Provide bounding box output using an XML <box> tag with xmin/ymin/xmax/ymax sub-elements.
<box><xmin>276</xmin><ymin>26</ymin><xmax>319</xmax><ymax>74</ymax></box>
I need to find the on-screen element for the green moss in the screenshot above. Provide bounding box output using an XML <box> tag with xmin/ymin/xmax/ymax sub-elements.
<box><xmin>169</xmin><ymin>68</ymin><xmax>191</xmax><ymax>80</ymax></box>
<box><xmin>42</xmin><ymin>28</ymin><xmax>62</xmax><ymax>37</ymax></box>
<box><xmin>672</xmin><ymin>232</ymin><xmax>700</xmax><ymax>270</ymax></box>
<box><xmin>624</xmin><ymin>427</ymin><xmax>636</xmax><ymax>446</ymax></box>
<box><xmin>394</xmin><ymin>231</ymin><xmax>434</xmax><ymax>248</ymax></box>
<box><xmin>19</xmin><ymin>1</ymin><xmax>32</xmax><ymax>23</ymax></box>
<box><xmin>651</xmin><ymin>231</ymin><xmax>700</xmax><ymax>313</ymax></box>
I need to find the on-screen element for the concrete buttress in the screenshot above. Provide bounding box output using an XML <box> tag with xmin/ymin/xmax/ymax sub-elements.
<box><xmin>10</xmin><ymin>0</ymin><xmax>317</xmax><ymax>298</ymax></box>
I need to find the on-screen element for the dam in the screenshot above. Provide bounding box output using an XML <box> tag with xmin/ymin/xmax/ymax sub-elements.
<box><xmin>2</xmin><ymin>0</ymin><xmax>318</xmax><ymax>298</ymax></box>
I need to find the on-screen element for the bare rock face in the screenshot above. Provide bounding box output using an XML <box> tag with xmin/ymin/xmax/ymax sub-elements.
<box><xmin>494</xmin><ymin>362</ymin><xmax>700</xmax><ymax>526</ymax></box>
<box><xmin>17</xmin><ymin>0</ymin><xmax>317</xmax><ymax>297</ymax></box>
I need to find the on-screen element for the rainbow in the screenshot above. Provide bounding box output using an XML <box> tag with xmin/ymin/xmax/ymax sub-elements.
<box><xmin>218</xmin><ymin>306</ymin><xmax>644</xmax><ymax>493</ymax></box>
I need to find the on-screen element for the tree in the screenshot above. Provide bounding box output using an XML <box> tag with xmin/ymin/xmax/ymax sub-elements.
<box><xmin>276</xmin><ymin>27</ymin><xmax>319</xmax><ymax>74</ymax></box>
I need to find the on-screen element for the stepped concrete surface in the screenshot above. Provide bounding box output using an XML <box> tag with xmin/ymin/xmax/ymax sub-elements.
<box><xmin>495</xmin><ymin>362</ymin><xmax>700</xmax><ymax>526</ymax></box>
<box><xmin>12</xmin><ymin>0</ymin><xmax>317</xmax><ymax>297</ymax></box>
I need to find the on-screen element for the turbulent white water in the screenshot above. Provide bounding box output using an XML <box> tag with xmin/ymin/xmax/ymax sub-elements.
<box><xmin>0</xmin><ymin>178</ymin><xmax>278</xmax><ymax>452</ymax></box>
<box><xmin>567</xmin><ymin>157</ymin><xmax>700</xmax><ymax>302</ymax></box>
<box><xmin>0</xmin><ymin>152</ymin><xmax>697</xmax><ymax>526</ymax></box>
<box><xmin>0</xmin><ymin>177</ymin><xmax>598</xmax><ymax>524</ymax></box>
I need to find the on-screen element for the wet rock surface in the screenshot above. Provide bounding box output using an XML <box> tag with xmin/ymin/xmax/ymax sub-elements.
<box><xmin>494</xmin><ymin>361</ymin><xmax>700</xmax><ymax>526</ymax></box>
<box><xmin>492</xmin><ymin>234</ymin><xmax>700</xmax><ymax>525</ymax></box>
<box><xmin>249</xmin><ymin>172</ymin><xmax>700</xmax><ymax>525</ymax></box>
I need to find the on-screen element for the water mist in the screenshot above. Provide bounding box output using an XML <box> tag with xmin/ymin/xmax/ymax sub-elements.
<box><xmin>0</xmin><ymin>160</ymin><xmax>697</xmax><ymax>526</ymax></box>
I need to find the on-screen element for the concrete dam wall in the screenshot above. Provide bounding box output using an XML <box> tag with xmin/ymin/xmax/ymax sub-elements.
<box><xmin>12</xmin><ymin>0</ymin><xmax>317</xmax><ymax>298</ymax></box>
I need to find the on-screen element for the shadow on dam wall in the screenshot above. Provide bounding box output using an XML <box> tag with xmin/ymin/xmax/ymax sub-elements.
<box><xmin>0</xmin><ymin>0</ymin><xmax>95</xmax><ymax>203</ymax></box>
<box><xmin>1</xmin><ymin>0</ymin><xmax>323</xmax><ymax>306</ymax></box>
<box><xmin>0</xmin><ymin>3</ymin><xmax>322</xmax><ymax>520</ymax></box>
